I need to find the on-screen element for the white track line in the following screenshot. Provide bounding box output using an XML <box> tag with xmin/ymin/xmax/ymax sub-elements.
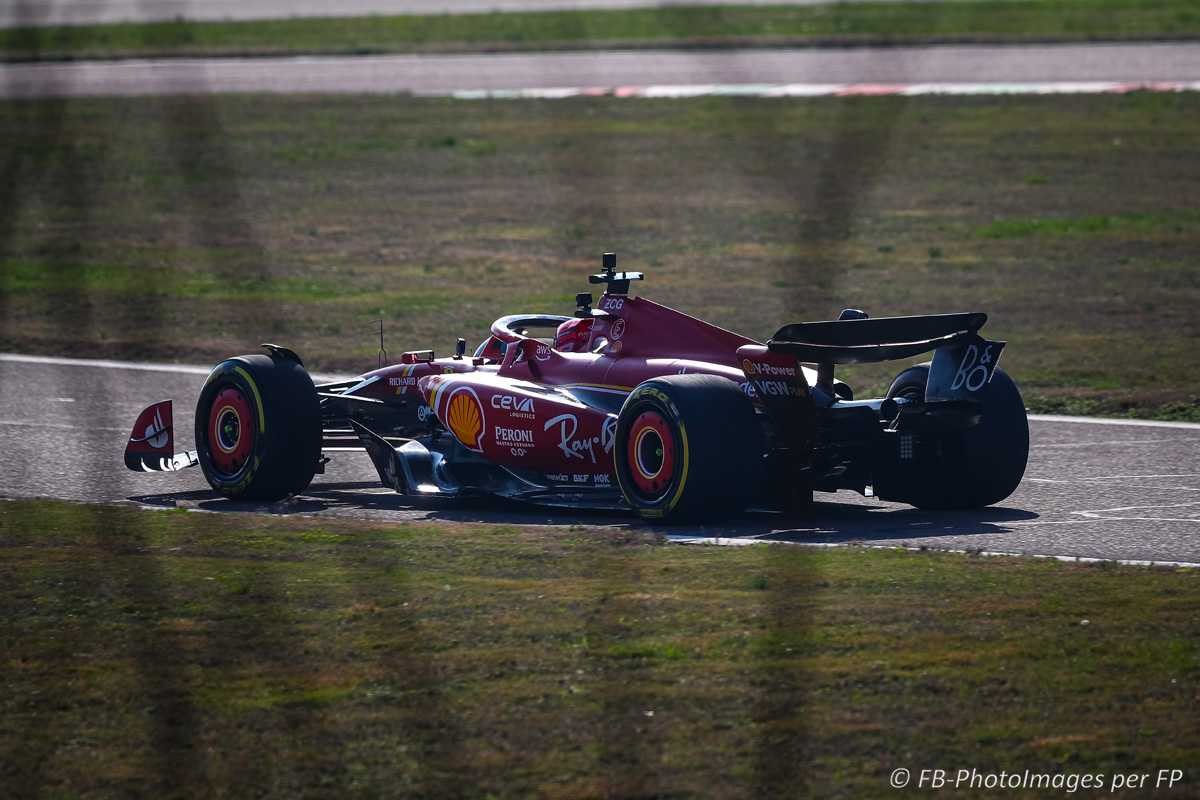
<box><xmin>0</xmin><ymin>353</ymin><xmax>351</xmax><ymax>382</ymax></box>
<box><xmin>666</xmin><ymin>535</ymin><xmax>1200</xmax><ymax>569</ymax></box>
<box><xmin>1027</xmin><ymin>414</ymin><xmax>1200</xmax><ymax>431</ymax></box>
<box><xmin>0</xmin><ymin>353</ymin><xmax>212</xmax><ymax>375</ymax></box>
<box><xmin>447</xmin><ymin>81</ymin><xmax>1200</xmax><ymax>99</ymax></box>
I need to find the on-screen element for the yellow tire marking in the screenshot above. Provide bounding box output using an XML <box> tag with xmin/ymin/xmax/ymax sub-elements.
<box><xmin>663</xmin><ymin>420</ymin><xmax>690</xmax><ymax>514</ymax></box>
<box><xmin>233</xmin><ymin>365</ymin><xmax>266</xmax><ymax>434</ymax></box>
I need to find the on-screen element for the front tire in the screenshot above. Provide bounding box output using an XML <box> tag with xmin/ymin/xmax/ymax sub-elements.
<box><xmin>886</xmin><ymin>362</ymin><xmax>1028</xmax><ymax>509</ymax></box>
<box><xmin>195</xmin><ymin>354</ymin><xmax>321</xmax><ymax>501</ymax></box>
<box><xmin>614</xmin><ymin>374</ymin><xmax>761</xmax><ymax>524</ymax></box>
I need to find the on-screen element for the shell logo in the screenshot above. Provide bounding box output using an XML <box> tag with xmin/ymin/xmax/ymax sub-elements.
<box><xmin>446</xmin><ymin>388</ymin><xmax>485</xmax><ymax>449</ymax></box>
<box><xmin>742</xmin><ymin>359</ymin><xmax>756</xmax><ymax>374</ymax></box>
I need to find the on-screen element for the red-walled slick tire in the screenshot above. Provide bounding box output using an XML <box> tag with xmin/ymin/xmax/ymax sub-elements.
<box><xmin>194</xmin><ymin>354</ymin><xmax>321</xmax><ymax>501</ymax></box>
<box><xmin>614</xmin><ymin>374</ymin><xmax>761</xmax><ymax>524</ymax></box>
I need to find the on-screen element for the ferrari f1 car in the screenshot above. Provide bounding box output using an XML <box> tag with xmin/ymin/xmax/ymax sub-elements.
<box><xmin>125</xmin><ymin>254</ymin><xmax>1028</xmax><ymax>523</ymax></box>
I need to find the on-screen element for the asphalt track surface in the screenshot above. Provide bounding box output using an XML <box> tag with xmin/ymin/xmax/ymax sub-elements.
<box><xmin>3</xmin><ymin>42</ymin><xmax>1199</xmax><ymax>99</ymax></box>
<box><xmin>0</xmin><ymin>0</ymin><xmax>1015</xmax><ymax>29</ymax></box>
<box><xmin>3</xmin><ymin>352</ymin><xmax>1199</xmax><ymax>564</ymax></box>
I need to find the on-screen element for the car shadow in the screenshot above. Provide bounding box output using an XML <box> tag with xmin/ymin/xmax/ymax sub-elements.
<box><xmin>729</xmin><ymin>502</ymin><xmax>1040</xmax><ymax>545</ymax></box>
<box><xmin>129</xmin><ymin>485</ymin><xmax>1039</xmax><ymax>543</ymax></box>
<box><xmin>129</xmin><ymin>483</ymin><xmax>634</xmax><ymax>526</ymax></box>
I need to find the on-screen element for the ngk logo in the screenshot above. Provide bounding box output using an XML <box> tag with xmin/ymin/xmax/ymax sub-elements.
<box><xmin>743</xmin><ymin>360</ymin><xmax>797</xmax><ymax>378</ymax></box>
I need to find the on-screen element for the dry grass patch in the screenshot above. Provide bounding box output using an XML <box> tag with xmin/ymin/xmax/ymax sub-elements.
<box><xmin>2</xmin><ymin>93</ymin><xmax>1199</xmax><ymax>417</ymax></box>
<box><xmin>1</xmin><ymin>502</ymin><xmax>1198</xmax><ymax>797</ymax></box>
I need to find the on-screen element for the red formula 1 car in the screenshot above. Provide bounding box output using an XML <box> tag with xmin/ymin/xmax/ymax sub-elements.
<box><xmin>125</xmin><ymin>254</ymin><xmax>1028</xmax><ymax>522</ymax></box>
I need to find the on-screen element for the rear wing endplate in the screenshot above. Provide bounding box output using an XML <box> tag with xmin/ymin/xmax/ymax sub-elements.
<box><xmin>926</xmin><ymin>336</ymin><xmax>1007</xmax><ymax>403</ymax></box>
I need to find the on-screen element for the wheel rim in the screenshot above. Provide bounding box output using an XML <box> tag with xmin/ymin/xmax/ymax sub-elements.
<box><xmin>626</xmin><ymin>411</ymin><xmax>676</xmax><ymax>498</ymax></box>
<box><xmin>208</xmin><ymin>387</ymin><xmax>253</xmax><ymax>473</ymax></box>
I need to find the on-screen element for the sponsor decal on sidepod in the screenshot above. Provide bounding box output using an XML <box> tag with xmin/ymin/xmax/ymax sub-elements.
<box><xmin>444</xmin><ymin>386</ymin><xmax>486</xmax><ymax>452</ymax></box>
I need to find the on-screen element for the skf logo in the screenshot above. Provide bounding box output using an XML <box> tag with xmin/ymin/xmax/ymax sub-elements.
<box><xmin>444</xmin><ymin>387</ymin><xmax>485</xmax><ymax>451</ymax></box>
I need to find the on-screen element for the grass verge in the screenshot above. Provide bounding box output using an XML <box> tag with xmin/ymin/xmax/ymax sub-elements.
<box><xmin>2</xmin><ymin>92</ymin><xmax>1199</xmax><ymax>418</ymax></box>
<box><xmin>1</xmin><ymin>499</ymin><xmax>1197</xmax><ymax>798</ymax></box>
<box><xmin>2</xmin><ymin>0</ymin><xmax>1199</xmax><ymax>61</ymax></box>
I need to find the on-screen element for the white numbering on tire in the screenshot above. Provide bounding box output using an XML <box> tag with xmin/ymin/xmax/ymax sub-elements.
<box><xmin>950</xmin><ymin>343</ymin><xmax>994</xmax><ymax>392</ymax></box>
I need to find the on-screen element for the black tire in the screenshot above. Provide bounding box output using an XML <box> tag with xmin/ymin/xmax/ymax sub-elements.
<box><xmin>885</xmin><ymin>362</ymin><xmax>933</xmax><ymax>404</ymax></box>
<box><xmin>614</xmin><ymin>374</ymin><xmax>761</xmax><ymax>524</ymax></box>
<box><xmin>886</xmin><ymin>362</ymin><xmax>1028</xmax><ymax>509</ymax></box>
<box><xmin>194</xmin><ymin>354</ymin><xmax>321</xmax><ymax>501</ymax></box>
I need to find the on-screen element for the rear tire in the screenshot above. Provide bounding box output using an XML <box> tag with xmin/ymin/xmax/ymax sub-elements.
<box><xmin>885</xmin><ymin>363</ymin><xmax>1028</xmax><ymax>509</ymax></box>
<box><xmin>195</xmin><ymin>354</ymin><xmax>321</xmax><ymax>501</ymax></box>
<box><xmin>614</xmin><ymin>374</ymin><xmax>761</xmax><ymax>524</ymax></box>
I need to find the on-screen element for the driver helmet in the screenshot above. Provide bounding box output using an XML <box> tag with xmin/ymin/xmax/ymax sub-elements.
<box><xmin>554</xmin><ymin>318</ymin><xmax>594</xmax><ymax>353</ymax></box>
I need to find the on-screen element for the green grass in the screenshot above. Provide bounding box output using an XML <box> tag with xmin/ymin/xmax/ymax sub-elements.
<box><xmin>2</xmin><ymin>91</ymin><xmax>1200</xmax><ymax>417</ymax></box>
<box><xmin>974</xmin><ymin>209</ymin><xmax>1200</xmax><ymax>240</ymax></box>
<box><xmin>1</xmin><ymin>499</ymin><xmax>1197</xmax><ymax>798</ymax></box>
<box><xmin>2</xmin><ymin>0</ymin><xmax>1199</xmax><ymax>60</ymax></box>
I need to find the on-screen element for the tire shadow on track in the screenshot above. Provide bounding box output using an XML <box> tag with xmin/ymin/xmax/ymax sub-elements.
<box><xmin>128</xmin><ymin>485</ymin><xmax>1038</xmax><ymax>543</ymax></box>
<box><xmin>741</xmin><ymin>503</ymin><xmax>1041</xmax><ymax>544</ymax></box>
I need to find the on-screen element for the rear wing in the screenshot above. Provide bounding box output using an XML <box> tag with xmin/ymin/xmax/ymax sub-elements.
<box><xmin>767</xmin><ymin>313</ymin><xmax>987</xmax><ymax>365</ymax></box>
<box><xmin>767</xmin><ymin>313</ymin><xmax>1005</xmax><ymax>404</ymax></box>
